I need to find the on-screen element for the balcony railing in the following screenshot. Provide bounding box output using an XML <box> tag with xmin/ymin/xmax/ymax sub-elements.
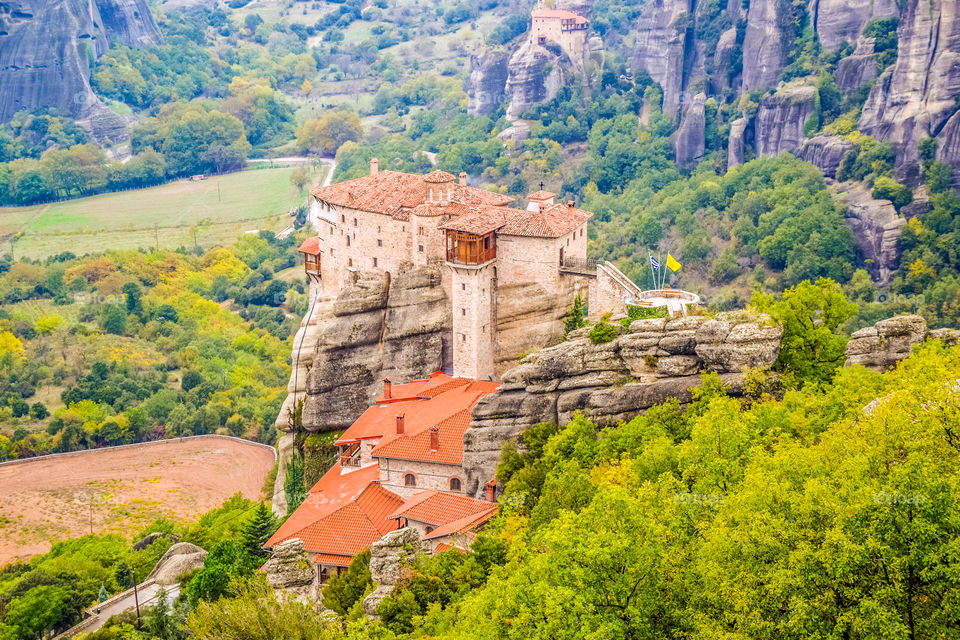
<box><xmin>559</xmin><ymin>256</ymin><xmax>600</xmax><ymax>275</ymax></box>
<box><xmin>445</xmin><ymin>231</ymin><xmax>497</xmax><ymax>266</ymax></box>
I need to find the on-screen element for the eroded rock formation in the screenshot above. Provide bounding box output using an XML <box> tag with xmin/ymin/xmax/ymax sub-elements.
<box><xmin>835</xmin><ymin>37</ymin><xmax>879</xmax><ymax>95</ymax></box>
<box><xmin>261</xmin><ymin>539</ymin><xmax>318</xmax><ymax>601</ymax></box>
<box><xmin>755</xmin><ymin>83</ymin><xmax>817</xmax><ymax>157</ymax></box>
<box><xmin>673</xmin><ymin>93</ymin><xmax>706</xmax><ymax>168</ymax></box>
<box><xmin>845</xmin><ymin>315</ymin><xmax>960</xmax><ymax>370</ymax></box>
<box><xmin>795</xmin><ymin>135</ymin><xmax>856</xmax><ymax>178</ymax></box>
<box><xmin>504</xmin><ymin>38</ymin><xmax>571</xmax><ymax>120</ymax></box>
<box><xmin>834</xmin><ymin>181</ymin><xmax>906</xmax><ymax>284</ymax></box>
<box><xmin>463</xmin><ymin>312</ymin><xmax>782</xmax><ymax>497</ymax></box>
<box><xmin>814</xmin><ymin>0</ymin><xmax>898</xmax><ymax>50</ymax></box>
<box><xmin>467</xmin><ymin>48</ymin><xmax>509</xmax><ymax>116</ymax></box>
<box><xmin>147</xmin><ymin>542</ymin><xmax>207</xmax><ymax>586</ymax></box>
<box><xmin>859</xmin><ymin>0</ymin><xmax>960</xmax><ymax>184</ymax></box>
<box><xmin>631</xmin><ymin>0</ymin><xmax>693</xmax><ymax>121</ymax></box>
<box><xmin>363</xmin><ymin>528</ymin><xmax>425</xmax><ymax>618</ymax></box>
<box><xmin>0</xmin><ymin>0</ymin><xmax>161</xmax><ymax>139</ymax></box>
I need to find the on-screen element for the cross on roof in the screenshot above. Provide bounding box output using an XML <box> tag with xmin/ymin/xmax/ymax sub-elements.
<box><xmin>539</xmin><ymin>181</ymin><xmax>545</xmax><ymax>190</ymax></box>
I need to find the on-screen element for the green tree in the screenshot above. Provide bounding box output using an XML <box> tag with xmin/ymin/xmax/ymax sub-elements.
<box><xmin>184</xmin><ymin>540</ymin><xmax>255</xmax><ymax>605</ymax></box>
<box><xmin>563</xmin><ymin>294</ymin><xmax>586</xmax><ymax>336</ymax></box>
<box><xmin>240</xmin><ymin>502</ymin><xmax>277</xmax><ymax>560</ymax></box>
<box><xmin>322</xmin><ymin>548</ymin><xmax>372</xmax><ymax>616</ymax></box>
<box><xmin>752</xmin><ymin>278</ymin><xmax>858</xmax><ymax>385</ymax></box>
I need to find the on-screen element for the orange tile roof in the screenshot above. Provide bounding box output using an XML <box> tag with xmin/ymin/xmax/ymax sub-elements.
<box><xmin>424</xmin><ymin>507</ymin><xmax>497</xmax><ymax>541</ymax></box>
<box><xmin>423</xmin><ymin>170</ymin><xmax>455</xmax><ymax>183</ymax></box>
<box><xmin>441</xmin><ymin>202</ymin><xmax>592</xmax><ymax>239</ymax></box>
<box><xmin>338</xmin><ymin>374</ymin><xmax>499</xmax><ymax>447</ymax></box>
<box><xmin>264</xmin><ymin>462</ymin><xmax>404</xmax><ymax>561</ymax></box>
<box><xmin>388</xmin><ymin>489</ymin><xmax>498</xmax><ymax>528</ymax></box>
<box><xmin>532</xmin><ymin>8</ymin><xmax>589</xmax><ymax>23</ymax></box>
<box><xmin>371</xmin><ymin>408</ymin><xmax>472</xmax><ymax>465</ymax></box>
<box><xmin>310</xmin><ymin>170</ymin><xmax>513</xmax><ymax>218</ymax></box>
<box><xmin>313</xmin><ymin>553</ymin><xmax>353</xmax><ymax>567</ymax></box>
<box><xmin>527</xmin><ymin>190</ymin><xmax>556</xmax><ymax>201</ymax></box>
<box><xmin>432</xmin><ymin>543</ymin><xmax>461</xmax><ymax>554</ymax></box>
<box><xmin>298</xmin><ymin>236</ymin><xmax>321</xmax><ymax>255</ymax></box>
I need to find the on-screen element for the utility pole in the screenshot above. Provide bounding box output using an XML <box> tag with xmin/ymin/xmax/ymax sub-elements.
<box><xmin>88</xmin><ymin>495</ymin><xmax>93</xmax><ymax>535</ymax></box>
<box><xmin>132</xmin><ymin>568</ymin><xmax>141</xmax><ymax>628</ymax></box>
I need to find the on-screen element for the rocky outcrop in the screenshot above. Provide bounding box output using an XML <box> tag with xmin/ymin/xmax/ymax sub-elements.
<box><xmin>467</xmin><ymin>48</ymin><xmax>509</xmax><ymax>115</ymax></box>
<box><xmin>835</xmin><ymin>38</ymin><xmax>879</xmax><ymax>95</ymax></box>
<box><xmin>463</xmin><ymin>312</ymin><xmax>782</xmax><ymax>497</ymax></box>
<box><xmin>631</xmin><ymin>0</ymin><xmax>692</xmax><ymax>121</ymax></box>
<box><xmin>859</xmin><ymin>0</ymin><xmax>960</xmax><ymax>184</ymax></box>
<box><xmin>741</xmin><ymin>0</ymin><xmax>786</xmax><ymax>91</ymax></box>
<box><xmin>297</xmin><ymin>266</ymin><xmax>451</xmax><ymax>433</ymax></box>
<box><xmin>835</xmin><ymin>181</ymin><xmax>905</xmax><ymax>284</ymax></box>
<box><xmin>0</xmin><ymin>0</ymin><xmax>161</xmax><ymax>139</ymax></box>
<box><xmin>727</xmin><ymin>117</ymin><xmax>750</xmax><ymax>168</ymax></box>
<box><xmin>673</xmin><ymin>93</ymin><xmax>706</xmax><ymax>168</ymax></box>
<box><xmin>794</xmin><ymin>135</ymin><xmax>856</xmax><ymax>178</ymax></box>
<box><xmin>133</xmin><ymin>531</ymin><xmax>179</xmax><ymax>551</ymax></box>
<box><xmin>813</xmin><ymin>0</ymin><xmax>898</xmax><ymax>50</ymax></box>
<box><xmin>844</xmin><ymin>315</ymin><xmax>960</xmax><ymax>371</ymax></box>
<box><xmin>504</xmin><ymin>38</ymin><xmax>570</xmax><ymax>120</ymax></box>
<box><xmin>755</xmin><ymin>83</ymin><xmax>817</xmax><ymax>157</ymax></box>
<box><xmin>147</xmin><ymin>542</ymin><xmax>207</xmax><ymax>586</ymax></box>
<box><xmin>363</xmin><ymin>528</ymin><xmax>425</xmax><ymax>618</ymax></box>
<box><xmin>261</xmin><ymin>539</ymin><xmax>317</xmax><ymax>601</ymax></box>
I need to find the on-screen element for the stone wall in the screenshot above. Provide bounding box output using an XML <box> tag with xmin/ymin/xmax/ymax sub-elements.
<box><xmin>363</xmin><ymin>528</ymin><xmax>426</xmax><ymax>618</ymax></box>
<box><xmin>462</xmin><ymin>312</ymin><xmax>782</xmax><ymax>497</ymax></box>
<box><xmin>378</xmin><ymin>458</ymin><xmax>466</xmax><ymax>499</ymax></box>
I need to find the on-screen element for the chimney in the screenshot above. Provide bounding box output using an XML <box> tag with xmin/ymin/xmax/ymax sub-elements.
<box><xmin>396</xmin><ymin>413</ymin><xmax>405</xmax><ymax>434</ymax></box>
<box><xmin>383</xmin><ymin>377</ymin><xmax>392</xmax><ymax>400</ymax></box>
<box><xmin>429</xmin><ymin>425</ymin><xmax>439</xmax><ymax>451</ymax></box>
<box><xmin>485</xmin><ymin>479</ymin><xmax>497</xmax><ymax>502</ymax></box>
<box><xmin>370</xmin><ymin>157</ymin><xmax>379</xmax><ymax>175</ymax></box>
<box><xmin>567</xmin><ymin>200</ymin><xmax>575</xmax><ymax>210</ymax></box>
<box><xmin>458</xmin><ymin>171</ymin><xmax>467</xmax><ymax>186</ymax></box>
<box><xmin>538</xmin><ymin>202</ymin><xmax>547</xmax><ymax>214</ymax></box>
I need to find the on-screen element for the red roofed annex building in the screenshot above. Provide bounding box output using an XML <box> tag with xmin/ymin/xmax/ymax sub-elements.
<box><xmin>530</xmin><ymin>6</ymin><xmax>589</xmax><ymax>70</ymax></box>
<box><xmin>300</xmin><ymin>163</ymin><xmax>594</xmax><ymax>380</ymax></box>
<box><xmin>265</xmin><ymin>372</ymin><xmax>500</xmax><ymax>581</ymax></box>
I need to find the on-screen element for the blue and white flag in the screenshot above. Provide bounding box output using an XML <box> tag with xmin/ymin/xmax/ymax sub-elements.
<box><xmin>650</xmin><ymin>255</ymin><xmax>660</xmax><ymax>270</ymax></box>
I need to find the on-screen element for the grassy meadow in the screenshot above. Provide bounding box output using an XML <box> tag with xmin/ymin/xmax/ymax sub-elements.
<box><xmin>0</xmin><ymin>164</ymin><xmax>326</xmax><ymax>259</ymax></box>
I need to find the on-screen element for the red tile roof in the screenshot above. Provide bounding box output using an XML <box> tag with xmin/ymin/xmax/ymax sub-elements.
<box><xmin>310</xmin><ymin>170</ymin><xmax>513</xmax><ymax>218</ymax></box>
<box><xmin>531</xmin><ymin>8</ymin><xmax>589</xmax><ymax>23</ymax></box>
<box><xmin>423</xmin><ymin>170</ymin><xmax>455</xmax><ymax>183</ymax></box>
<box><xmin>423</xmin><ymin>507</ymin><xmax>498</xmax><ymax>541</ymax></box>
<box><xmin>298</xmin><ymin>236</ymin><xmax>321</xmax><ymax>255</ymax></box>
<box><xmin>388</xmin><ymin>489</ymin><xmax>498</xmax><ymax>528</ymax></box>
<box><xmin>338</xmin><ymin>373</ymin><xmax>499</xmax><ymax>447</ymax></box>
<box><xmin>313</xmin><ymin>553</ymin><xmax>353</xmax><ymax>567</ymax></box>
<box><xmin>441</xmin><ymin>202</ymin><xmax>593</xmax><ymax>239</ymax></box>
<box><xmin>527</xmin><ymin>190</ymin><xmax>556</xmax><ymax>201</ymax></box>
<box><xmin>264</xmin><ymin>462</ymin><xmax>404</xmax><ymax>561</ymax></box>
<box><xmin>371</xmin><ymin>408</ymin><xmax>472</xmax><ymax>465</ymax></box>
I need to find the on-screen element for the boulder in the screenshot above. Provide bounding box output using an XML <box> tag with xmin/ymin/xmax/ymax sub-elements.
<box><xmin>844</xmin><ymin>315</ymin><xmax>928</xmax><ymax>370</ymax></box>
<box><xmin>133</xmin><ymin>531</ymin><xmax>179</xmax><ymax>551</ymax></box>
<box><xmin>147</xmin><ymin>542</ymin><xmax>207</xmax><ymax>586</ymax></box>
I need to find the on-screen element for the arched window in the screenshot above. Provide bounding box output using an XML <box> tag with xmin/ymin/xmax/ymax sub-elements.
<box><xmin>425</xmin><ymin>526</ymin><xmax>434</xmax><ymax>534</ymax></box>
<box><xmin>449</xmin><ymin>477</ymin><xmax>461</xmax><ymax>491</ymax></box>
<box><xmin>404</xmin><ymin>473</ymin><xmax>416</xmax><ymax>487</ymax></box>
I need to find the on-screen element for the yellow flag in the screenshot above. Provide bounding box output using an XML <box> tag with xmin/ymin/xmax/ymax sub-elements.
<box><xmin>666</xmin><ymin>253</ymin><xmax>682</xmax><ymax>272</ymax></box>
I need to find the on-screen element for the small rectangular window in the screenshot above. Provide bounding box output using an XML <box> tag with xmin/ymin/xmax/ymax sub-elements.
<box><xmin>348</xmin><ymin>258</ymin><xmax>353</xmax><ymax>267</ymax></box>
<box><xmin>462</xmin><ymin>283</ymin><xmax>467</xmax><ymax>291</ymax></box>
<box><xmin>418</xmin><ymin>244</ymin><xmax>424</xmax><ymax>252</ymax></box>
<box><xmin>373</xmin><ymin>257</ymin><xmax>378</xmax><ymax>267</ymax></box>
<box><xmin>462</xmin><ymin>308</ymin><xmax>466</xmax><ymax>316</ymax></box>
<box><xmin>341</xmin><ymin>215</ymin><xmax>345</xmax><ymax>223</ymax></box>
<box><xmin>378</xmin><ymin>239</ymin><xmax>383</xmax><ymax>247</ymax></box>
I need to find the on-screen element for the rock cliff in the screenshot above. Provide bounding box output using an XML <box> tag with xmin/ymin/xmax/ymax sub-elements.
<box><xmin>463</xmin><ymin>312</ymin><xmax>782</xmax><ymax>497</ymax></box>
<box><xmin>0</xmin><ymin>0</ymin><xmax>161</xmax><ymax>139</ymax></box>
<box><xmin>754</xmin><ymin>83</ymin><xmax>817</xmax><ymax>157</ymax></box>
<box><xmin>504</xmin><ymin>38</ymin><xmax>572</xmax><ymax>120</ymax></box>
<box><xmin>467</xmin><ymin>48</ymin><xmax>509</xmax><ymax>116</ymax></box>
<box><xmin>673</xmin><ymin>93</ymin><xmax>706</xmax><ymax>168</ymax></box>
<box><xmin>844</xmin><ymin>315</ymin><xmax>960</xmax><ymax>370</ymax></box>
<box><xmin>834</xmin><ymin>37</ymin><xmax>879</xmax><ymax>95</ymax></box>
<box><xmin>859</xmin><ymin>0</ymin><xmax>960</xmax><ymax>184</ymax></box>
<box><xmin>813</xmin><ymin>0</ymin><xmax>898</xmax><ymax>50</ymax></box>
<box><xmin>834</xmin><ymin>181</ymin><xmax>906</xmax><ymax>284</ymax></box>
<box><xmin>794</xmin><ymin>135</ymin><xmax>856</xmax><ymax>178</ymax></box>
<box><xmin>631</xmin><ymin>0</ymin><xmax>693</xmax><ymax>122</ymax></box>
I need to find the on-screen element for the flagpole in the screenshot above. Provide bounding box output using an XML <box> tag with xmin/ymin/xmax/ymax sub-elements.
<box><xmin>658</xmin><ymin>251</ymin><xmax>665</xmax><ymax>290</ymax></box>
<box><xmin>648</xmin><ymin>252</ymin><xmax>657</xmax><ymax>291</ymax></box>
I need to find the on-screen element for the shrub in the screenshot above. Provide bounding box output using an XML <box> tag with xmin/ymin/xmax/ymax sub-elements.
<box><xmin>589</xmin><ymin>314</ymin><xmax>620</xmax><ymax>344</ymax></box>
<box><xmin>872</xmin><ymin>176</ymin><xmax>913</xmax><ymax>211</ymax></box>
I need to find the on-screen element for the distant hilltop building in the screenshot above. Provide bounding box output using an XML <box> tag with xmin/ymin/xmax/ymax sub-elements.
<box><xmin>531</xmin><ymin>7</ymin><xmax>589</xmax><ymax>70</ymax></box>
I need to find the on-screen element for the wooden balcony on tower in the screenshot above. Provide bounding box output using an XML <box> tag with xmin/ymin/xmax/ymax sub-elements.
<box><xmin>298</xmin><ymin>236</ymin><xmax>322</xmax><ymax>277</ymax></box>
<box><xmin>445</xmin><ymin>230</ymin><xmax>497</xmax><ymax>266</ymax></box>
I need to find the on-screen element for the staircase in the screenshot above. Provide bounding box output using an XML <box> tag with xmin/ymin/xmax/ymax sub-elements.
<box><xmin>597</xmin><ymin>261</ymin><xmax>643</xmax><ymax>299</ymax></box>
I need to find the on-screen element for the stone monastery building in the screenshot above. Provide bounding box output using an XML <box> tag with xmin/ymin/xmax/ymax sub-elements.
<box><xmin>531</xmin><ymin>7</ymin><xmax>589</xmax><ymax>70</ymax></box>
<box><xmin>265</xmin><ymin>372</ymin><xmax>501</xmax><ymax>582</ymax></box>
<box><xmin>299</xmin><ymin>160</ymin><xmax>594</xmax><ymax>380</ymax></box>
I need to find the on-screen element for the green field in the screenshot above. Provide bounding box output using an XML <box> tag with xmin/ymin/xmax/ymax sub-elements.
<box><xmin>0</xmin><ymin>165</ymin><xmax>325</xmax><ymax>259</ymax></box>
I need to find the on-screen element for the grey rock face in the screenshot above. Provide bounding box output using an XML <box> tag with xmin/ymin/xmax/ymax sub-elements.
<box><xmin>299</xmin><ymin>266</ymin><xmax>451</xmax><ymax>432</ymax></box>
<box><xmin>835</xmin><ymin>38</ymin><xmax>879</xmax><ymax>94</ymax></box>
<box><xmin>741</xmin><ymin>0</ymin><xmax>786</xmax><ymax>90</ymax></box>
<box><xmin>504</xmin><ymin>38</ymin><xmax>569</xmax><ymax>120</ymax></box>
<box><xmin>727</xmin><ymin>117</ymin><xmax>750</xmax><ymax>169</ymax></box>
<box><xmin>147</xmin><ymin>542</ymin><xmax>207</xmax><ymax>586</ymax></box>
<box><xmin>794</xmin><ymin>135</ymin><xmax>856</xmax><ymax>178</ymax></box>
<box><xmin>0</xmin><ymin>0</ymin><xmax>161</xmax><ymax>138</ymax></box>
<box><xmin>467</xmin><ymin>48</ymin><xmax>509</xmax><ymax>115</ymax></box>
<box><xmin>363</xmin><ymin>528</ymin><xmax>425</xmax><ymax>618</ymax></box>
<box><xmin>755</xmin><ymin>83</ymin><xmax>817</xmax><ymax>157</ymax></box>
<box><xmin>673</xmin><ymin>93</ymin><xmax>706</xmax><ymax>169</ymax></box>
<box><xmin>844</xmin><ymin>315</ymin><xmax>929</xmax><ymax>370</ymax></box>
<box><xmin>631</xmin><ymin>0</ymin><xmax>692</xmax><ymax>121</ymax></box>
<box><xmin>859</xmin><ymin>0</ymin><xmax>960</xmax><ymax>184</ymax></box>
<box><xmin>835</xmin><ymin>181</ymin><xmax>905</xmax><ymax>285</ymax></box>
<box><xmin>261</xmin><ymin>539</ymin><xmax>316</xmax><ymax>599</ymax></box>
<box><xmin>814</xmin><ymin>0</ymin><xmax>898</xmax><ymax>50</ymax></box>
<box><xmin>462</xmin><ymin>312</ymin><xmax>782</xmax><ymax>497</ymax></box>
